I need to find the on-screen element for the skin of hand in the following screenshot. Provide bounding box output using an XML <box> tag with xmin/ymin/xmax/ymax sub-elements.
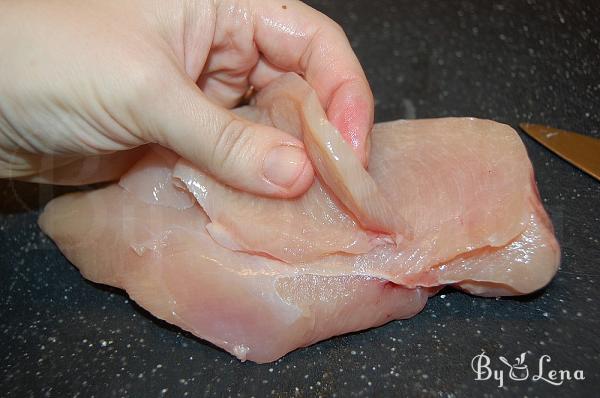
<box><xmin>0</xmin><ymin>0</ymin><xmax>374</xmax><ymax>198</ymax></box>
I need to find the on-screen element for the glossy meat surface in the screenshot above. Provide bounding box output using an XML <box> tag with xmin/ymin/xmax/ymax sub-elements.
<box><xmin>39</xmin><ymin>186</ymin><xmax>430</xmax><ymax>363</ymax></box>
<box><xmin>174</xmin><ymin>159</ymin><xmax>381</xmax><ymax>262</ymax></box>
<box><xmin>38</xmin><ymin>74</ymin><xmax>560</xmax><ymax>363</ymax></box>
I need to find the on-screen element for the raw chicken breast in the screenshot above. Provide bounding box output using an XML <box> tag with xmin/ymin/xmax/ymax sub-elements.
<box><xmin>435</xmin><ymin>210</ymin><xmax>560</xmax><ymax>297</ymax></box>
<box><xmin>297</xmin><ymin>207</ymin><xmax>558</xmax><ymax>297</ymax></box>
<box><xmin>340</xmin><ymin>118</ymin><xmax>544</xmax><ymax>282</ymax></box>
<box><xmin>174</xmin><ymin>159</ymin><xmax>380</xmax><ymax>262</ymax></box>
<box><xmin>38</xmin><ymin>74</ymin><xmax>560</xmax><ymax>363</ymax></box>
<box><xmin>291</xmin><ymin>118</ymin><xmax>558</xmax><ymax>292</ymax></box>
<box><xmin>120</xmin><ymin>145</ymin><xmax>194</xmax><ymax>210</ymax></box>
<box><xmin>38</xmin><ymin>186</ymin><xmax>431</xmax><ymax>363</ymax></box>
<box><xmin>371</xmin><ymin>118</ymin><xmax>532</xmax><ymax>251</ymax></box>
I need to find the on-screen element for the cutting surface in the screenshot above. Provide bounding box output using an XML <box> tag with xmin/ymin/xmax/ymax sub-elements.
<box><xmin>1</xmin><ymin>0</ymin><xmax>598</xmax><ymax>396</ymax></box>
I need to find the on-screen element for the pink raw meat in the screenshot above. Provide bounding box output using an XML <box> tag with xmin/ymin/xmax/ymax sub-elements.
<box><xmin>38</xmin><ymin>74</ymin><xmax>559</xmax><ymax>363</ymax></box>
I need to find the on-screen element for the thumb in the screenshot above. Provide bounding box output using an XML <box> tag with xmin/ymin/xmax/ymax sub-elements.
<box><xmin>140</xmin><ymin>75</ymin><xmax>314</xmax><ymax>198</ymax></box>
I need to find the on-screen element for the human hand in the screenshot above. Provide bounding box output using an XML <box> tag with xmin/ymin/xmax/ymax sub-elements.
<box><xmin>0</xmin><ymin>0</ymin><xmax>373</xmax><ymax>197</ymax></box>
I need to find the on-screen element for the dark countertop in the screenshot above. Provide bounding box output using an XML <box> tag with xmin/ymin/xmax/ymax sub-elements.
<box><xmin>1</xmin><ymin>0</ymin><xmax>599</xmax><ymax>396</ymax></box>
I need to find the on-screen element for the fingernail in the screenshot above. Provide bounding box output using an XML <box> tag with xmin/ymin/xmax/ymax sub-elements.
<box><xmin>263</xmin><ymin>145</ymin><xmax>308</xmax><ymax>188</ymax></box>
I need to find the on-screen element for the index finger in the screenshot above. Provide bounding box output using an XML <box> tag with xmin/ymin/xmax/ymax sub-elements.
<box><xmin>250</xmin><ymin>0</ymin><xmax>374</xmax><ymax>165</ymax></box>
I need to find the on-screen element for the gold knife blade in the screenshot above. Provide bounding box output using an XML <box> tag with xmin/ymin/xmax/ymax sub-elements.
<box><xmin>519</xmin><ymin>123</ymin><xmax>600</xmax><ymax>181</ymax></box>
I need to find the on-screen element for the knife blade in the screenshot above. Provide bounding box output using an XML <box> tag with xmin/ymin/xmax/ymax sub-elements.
<box><xmin>519</xmin><ymin>123</ymin><xmax>600</xmax><ymax>181</ymax></box>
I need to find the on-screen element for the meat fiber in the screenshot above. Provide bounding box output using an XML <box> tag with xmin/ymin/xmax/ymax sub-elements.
<box><xmin>38</xmin><ymin>74</ymin><xmax>560</xmax><ymax>363</ymax></box>
<box><xmin>174</xmin><ymin>159</ymin><xmax>381</xmax><ymax>262</ymax></box>
<box><xmin>39</xmin><ymin>185</ymin><xmax>432</xmax><ymax>363</ymax></box>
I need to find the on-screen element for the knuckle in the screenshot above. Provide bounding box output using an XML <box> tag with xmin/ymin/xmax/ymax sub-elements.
<box><xmin>317</xmin><ymin>12</ymin><xmax>346</xmax><ymax>37</ymax></box>
<box><xmin>111</xmin><ymin>50</ymin><xmax>176</xmax><ymax>111</ymax></box>
<box><xmin>330</xmin><ymin>20</ymin><xmax>345</xmax><ymax>35</ymax></box>
<box><xmin>122</xmin><ymin>63</ymin><xmax>163</xmax><ymax>106</ymax></box>
<box><xmin>109</xmin><ymin>57</ymin><xmax>180</xmax><ymax>140</ymax></box>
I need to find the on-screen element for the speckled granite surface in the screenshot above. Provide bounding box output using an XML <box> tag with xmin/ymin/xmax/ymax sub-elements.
<box><xmin>1</xmin><ymin>0</ymin><xmax>599</xmax><ymax>396</ymax></box>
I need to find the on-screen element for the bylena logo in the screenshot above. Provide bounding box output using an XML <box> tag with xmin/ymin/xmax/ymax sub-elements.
<box><xmin>471</xmin><ymin>351</ymin><xmax>585</xmax><ymax>388</ymax></box>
